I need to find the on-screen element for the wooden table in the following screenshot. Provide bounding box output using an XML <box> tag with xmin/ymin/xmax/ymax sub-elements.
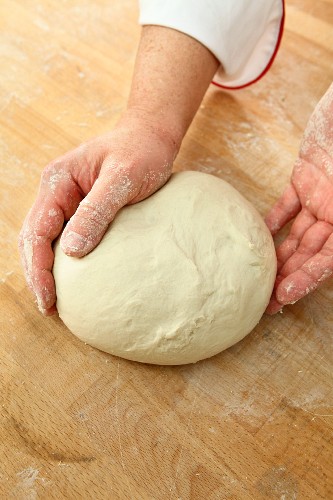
<box><xmin>1</xmin><ymin>1</ymin><xmax>332</xmax><ymax>498</ymax></box>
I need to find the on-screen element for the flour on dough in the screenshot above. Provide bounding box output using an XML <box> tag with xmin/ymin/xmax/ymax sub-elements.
<box><xmin>53</xmin><ymin>171</ymin><xmax>276</xmax><ymax>365</ymax></box>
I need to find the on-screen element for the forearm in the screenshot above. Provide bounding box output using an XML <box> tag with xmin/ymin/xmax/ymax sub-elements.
<box><xmin>125</xmin><ymin>25</ymin><xmax>219</xmax><ymax>151</ymax></box>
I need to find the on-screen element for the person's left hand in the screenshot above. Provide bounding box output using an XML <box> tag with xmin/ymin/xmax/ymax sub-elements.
<box><xmin>265</xmin><ymin>83</ymin><xmax>333</xmax><ymax>314</ymax></box>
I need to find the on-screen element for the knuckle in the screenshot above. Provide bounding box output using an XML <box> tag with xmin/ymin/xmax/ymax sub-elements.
<box><xmin>42</xmin><ymin>161</ymin><xmax>60</xmax><ymax>178</ymax></box>
<box><xmin>77</xmin><ymin>200</ymin><xmax>108</xmax><ymax>229</ymax></box>
<box><xmin>41</xmin><ymin>160</ymin><xmax>72</xmax><ymax>193</ymax></box>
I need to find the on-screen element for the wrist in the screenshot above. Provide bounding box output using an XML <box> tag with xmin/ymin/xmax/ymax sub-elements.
<box><xmin>118</xmin><ymin>107</ymin><xmax>184</xmax><ymax>159</ymax></box>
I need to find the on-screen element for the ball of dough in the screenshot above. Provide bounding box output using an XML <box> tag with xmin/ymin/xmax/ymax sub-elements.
<box><xmin>54</xmin><ymin>171</ymin><xmax>276</xmax><ymax>365</ymax></box>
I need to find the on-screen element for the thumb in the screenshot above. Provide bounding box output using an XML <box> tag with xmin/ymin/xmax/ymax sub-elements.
<box><xmin>60</xmin><ymin>168</ymin><xmax>138</xmax><ymax>257</ymax></box>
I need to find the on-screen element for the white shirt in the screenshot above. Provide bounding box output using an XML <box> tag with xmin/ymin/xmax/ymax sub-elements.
<box><xmin>139</xmin><ymin>0</ymin><xmax>285</xmax><ymax>89</ymax></box>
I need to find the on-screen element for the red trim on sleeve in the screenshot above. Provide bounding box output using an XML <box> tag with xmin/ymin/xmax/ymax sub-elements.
<box><xmin>212</xmin><ymin>0</ymin><xmax>285</xmax><ymax>91</ymax></box>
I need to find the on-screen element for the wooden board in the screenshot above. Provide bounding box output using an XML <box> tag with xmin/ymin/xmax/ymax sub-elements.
<box><xmin>1</xmin><ymin>0</ymin><xmax>333</xmax><ymax>498</ymax></box>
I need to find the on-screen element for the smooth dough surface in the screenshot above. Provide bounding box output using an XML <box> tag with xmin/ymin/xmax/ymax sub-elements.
<box><xmin>54</xmin><ymin>171</ymin><xmax>277</xmax><ymax>365</ymax></box>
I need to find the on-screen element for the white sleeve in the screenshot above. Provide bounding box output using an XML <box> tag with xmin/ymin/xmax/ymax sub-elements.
<box><xmin>138</xmin><ymin>0</ymin><xmax>285</xmax><ymax>90</ymax></box>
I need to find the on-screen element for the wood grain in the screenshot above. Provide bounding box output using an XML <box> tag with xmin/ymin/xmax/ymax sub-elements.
<box><xmin>1</xmin><ymin>1</ymin><xmax>333</xmax><ymax>498</ymax></box>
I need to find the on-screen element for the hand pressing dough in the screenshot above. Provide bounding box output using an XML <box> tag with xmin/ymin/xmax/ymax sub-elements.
<box><xmin>54</xmin><ymin>171</ymin><xmax>276</xmax><ymax>365</ymax></box>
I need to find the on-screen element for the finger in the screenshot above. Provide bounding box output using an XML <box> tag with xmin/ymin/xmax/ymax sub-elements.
<box><xmin>265</xmin><ymin>184</ymin><xmax>301</xmax><ymax>235</ymax></box>
<box><xmin>265</xmin><ymin>275</ymin><xmax>284</xmax><ymax>315</ymax></box>
<box><xmin>275</xmin><ymin>209</ymin><xmax>317</xmax><ymax>272</ymax></box>
<box><xmin>276</xmin><ymin>234</ymin><xmax>333</xmax><ymax>304</ymax></box>
<box><xmin>43</xmin><ymin>305</ymin><xmax>58</xmax><ymax>316</ymax></box>
<box><xmin>265</xmin><ymin>296</ymin><xmax>283</xmax><ymax>315</ymax></box>
<box><xmin>61</xmin><ymin>165</ymin><xmax>140</xmax><ymax>257</ymax></box>
<box><xmin>19</xmin><ymin>206</ymin><xmax>64</xmax><ymax>314</ymax></box>
<box><xmin>19</xmin><ymin>212</ymin><xmax>35</xmax><ymax>294</ymax></box>
<box><xmin>19</xmin><ymin>164</ymin><xmax>83</xmax><ymax>313</ymax></box>
<box><xmin>278</xmin><ymin>220</ymin><xmax>333</xmax><ymax>278</ymax></box>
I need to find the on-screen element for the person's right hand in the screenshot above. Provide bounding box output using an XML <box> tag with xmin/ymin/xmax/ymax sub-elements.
<box><xmin>19</xmin><ymin>113</ymin><xmax>180</xmax><ymax>316</ymax></box>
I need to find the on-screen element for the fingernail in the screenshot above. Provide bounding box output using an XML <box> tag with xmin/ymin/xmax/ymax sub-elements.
<box><xmin>266</xmin><ymin>304</ymin><xmax>283</xmax><ymax>315</ymax></box>
<box><xmin>61</xmin><ymin>231</ymin><xmax>87</xmax><ymax>254</ymax></box>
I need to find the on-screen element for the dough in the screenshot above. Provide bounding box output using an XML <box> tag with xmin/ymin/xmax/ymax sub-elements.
<box><xmin>54</xmin><ymin>171</ymin><xmax>276</xmax><ymax>365</ymax></box>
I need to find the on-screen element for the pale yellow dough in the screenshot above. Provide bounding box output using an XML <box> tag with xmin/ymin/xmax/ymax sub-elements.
<box><xmin>54</xmin><ymin>171</ymin><xmax>276</xmax><ymax>365</ymax></box>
